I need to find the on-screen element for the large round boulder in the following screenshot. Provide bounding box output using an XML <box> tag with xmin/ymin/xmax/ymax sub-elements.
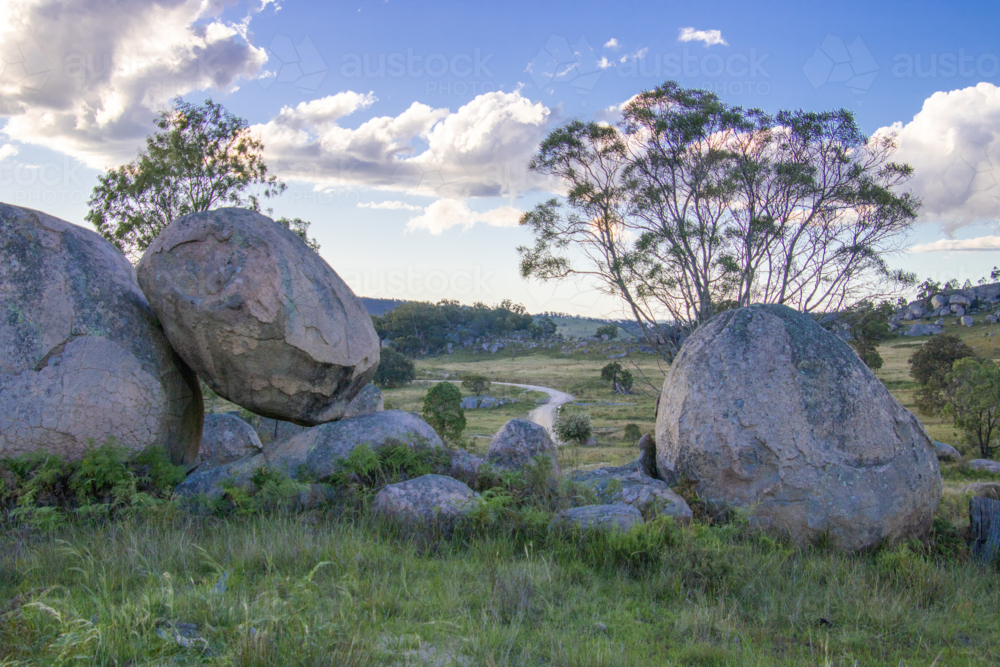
<box><xmin>655</xmin><ymin>304</ymin><xmax>941</xmax><ymax>551</ymax></box>
<box><xmin>136</xmin><ymin>208</ymin><xmax>379</xmax><ymax>425</ymax></box>
<box><xmin>486</xmin><ymin>419</ymin><xmax>560</xmax><ymax>475</ymax></box>
<box><xmin>0</xmin><ymin>203</ymin><xmax>202</xmax><ymax>464</ymax></box>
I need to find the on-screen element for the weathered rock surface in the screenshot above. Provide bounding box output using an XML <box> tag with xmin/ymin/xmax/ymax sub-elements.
<box><xmin>637</xmin><ymin>433</ymin><xmax>658</xmax><ymax>478</ymax></box>
<box><xmin>962</xmin><ymin>482</ymin><xmax>1000</xmax><ymax>500</ymax></box>
<box><xmin>551</xmin><ymin>504</ymin><xmax>643</xmax><ymax>532</ymax></box>
<box><xmin>372</xmin><ymin>474</ymin><xmax>480</xmax><ymax>527</ymax></box>
<box><xmin>478</xmin><ymin>396</ymin><xmax>500</xmax><ymax>409</ymax></box>
<box><xmin>265</xmin><ymin>410</ymin><xmax>444</xmax><ymax>480</ymax></box>
<box><xmin>655</xmin><ymin>304</ymin><xmax>941</xmax><ymax>551</ymax></box>
<box><xmin>174</xmin><ymin>452</ymin><xmax>265</xmax><ymax>498</ymax></box>
<box><xmin>343</xmin><ymin>384</ymin><xmax>384</xmax><ymax>418</ymax></box>
<box><xmin>568</xmin><ymin>462</ymin><xmax>692</xmax><ymax>524</ymax></box>
<box><xmin>136</xmin><ymin>208</ymin><xmax>379</xmax><ymax>426</ymax></box>
<box><xmin>930</xmin><ymin>294</ymin><xmax>948</xmax><ymax>309</ymax></box>
<box><xmin>933</xmin><ymin>441</ymin><xmax>962</xmax><ymax>463</ymax></box>
<box><xmin>967</xmin><ymin>459</ymin><xmax>1000</xmax><ymax>475</ymax></box>
<box><xmin>450</xmin><ymin>448</ymin><xmax>485</xmax><ymax>486</ymax></box>
<box><xmin>486</xmin><ymin>419</ymin><xmax>560</xmax><ymax>475</ymax></box>
<box><xmin>960</xmin><ymin>315</ymin><xmax>974</xmax><ymax>327</ymax></box>
<box><xmin>0</xmin><ymin>203</ymin><xmax>202</xmax><ymax>464</ymax></box>
<box><xmin>197</xmin><ymin>414</ymin><xmax>262</xmax><ymax>469</ymax></box>
<box><xmin>460</xmin><ymin>397</ymin><xmax>478</xmax><ymax>410</ymax></box>
<box><xmin>903</xmin><ymin>323</ymin><xmax>944</xmax><ymax>337</ymax></box>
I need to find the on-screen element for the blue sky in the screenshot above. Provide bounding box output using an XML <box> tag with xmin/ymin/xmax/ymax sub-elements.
<box><xmin>3</xmin><ymin>0</ymin><xmax>1000</xmax><ymax>316</ymax></box>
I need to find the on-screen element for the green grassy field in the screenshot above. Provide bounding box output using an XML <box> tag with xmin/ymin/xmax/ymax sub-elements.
<box><xmin>3</xmin><ymin>319</ymin><xmax>1000</xmax><ymax>666</ymax></box>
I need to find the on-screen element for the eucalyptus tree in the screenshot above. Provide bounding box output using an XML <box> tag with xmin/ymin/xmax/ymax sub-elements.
<box><xmin>519</xmin><ymin>81</ymin><xmax>919</xmax><ymax>349</ymax></box>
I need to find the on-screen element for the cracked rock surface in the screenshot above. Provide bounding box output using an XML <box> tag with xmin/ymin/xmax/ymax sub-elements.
<box><xmin>0</xmin><ymin>203</ymin><xmax>202</xmax><ymax>463</ymax></box>
<box><xmin>137</xmin><ymin>208</ymin><xmax>379</xmax><ymax>426</ymax></box>
<box><xmin>655</xmin><ymin>304</ymin><xmax>941</xmax><ymax>551</ymax></box>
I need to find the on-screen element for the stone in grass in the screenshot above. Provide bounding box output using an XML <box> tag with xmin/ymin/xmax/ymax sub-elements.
<box><xmin>449</xmin><ymin>448</ymin><xmax>485</xmax><ymax>486</ymax></box>
<box><xmin>961</xmin><ymin>482</ymin><xmax>1000</xmax><ymax>500</ymax></box>
<box><xmin>372</xmin><ymin>474</ymin><xmax>480</xmax><ymax>528</ymax></box>
<box><xmin>551</xmin><ymin>504</ymin><xmax>644</xmax><ymax>532</ymax></box>
<box><xmin>967</xmin><ymin>459</ymin><xmax>1000</xmax><ymax>475</ymax></box>
<box><xmin>932</xmin><ymin>441</ymin><xmax>962</xmax><ymax>463</ymax></box>
<box><xmin>196</xmin><ymin>413</ymin><xmax>263</xmax><ymax>469</ymax></box>
<box><xmin>486</xmin><ymin>419</ymin><xmax>560</xmax><ymax>476</ymax></box>
<box><xmin>568</xmin><ymin>463</ymin><xmax>692</xmax><ymax>525</ymax></box>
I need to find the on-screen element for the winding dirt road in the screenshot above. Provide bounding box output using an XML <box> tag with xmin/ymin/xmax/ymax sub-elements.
<box><xmin>493</xmin><ymin>382</ymin><xmax>575</xmax><ymax>439</ymax></box>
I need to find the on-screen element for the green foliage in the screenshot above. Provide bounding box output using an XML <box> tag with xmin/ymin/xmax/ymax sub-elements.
<box><xmin>275</xmin><ymin>216</ymin><xmax>320</xmax><ymax>252</ymax></box>
<box><xmin>87</xmin><ymin>98</ymin><xmax>286</xmax><ymax>260</ymax></box>
<box><xmin>836</xmin><ymin>299</ymin><xmax>897</xmax><ymax>370</ymax></box>
<box><xmin>943</xmin><ymin>357</ymin><xmax>1000</xmax><ymax>458</ymax></box>
<box><xmin>555</xmin><ymin>408</ymin><xmax>593</xmax><ymax>445</ymax></box>
<box><xmin>422</xmin><ymin>382</ymin><xmax>466</xmax><ymax>444</ymax></box>
<box><xmin>909</xmin><ymin>333</ymin><xmax>978</xmax><ymax>415</ymax></box>
<box><xmin>534</xmin><ymin>316</ymin><xmax>558</xmax><ymax>337</ymax></box>
<box><xmin>461</xmin><ymin>373</ymin><xmax>491</xmax><ymax>396</ymax></box>
<box><xmin>373</xmin><ymin>348</ymin><xmax>416</xmax><ymax>388</ymax></box>
<box><xmin>623</xmin><ymin>423</ymin><xmax>642</xmax><ymax>443</ymax></box>
<box><xmin>600</xmin><ymin>361</ymin><xmax>634</xmax><ymax>394</ymax></box>
<box><xmin>594</xmin><ymin>324</ymin><xmax>619</xmax><ymax>339</ymax></box>
<box><xmin>373</xmin><ymin>299</ymin><xmax>534</xmax><ymax>356</ymax></box>
<box><xmin>329</xmin><ymin>441</ymin><xmax>451</xmax><ymax>491</ymax></box>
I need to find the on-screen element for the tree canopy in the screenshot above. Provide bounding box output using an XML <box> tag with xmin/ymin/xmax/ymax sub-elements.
<box><xmin>373</xmin><ymin>348</ymin><xmax>416</xmax><ymax>388</ymax></box>
<box><xmin>373</xmin><ymin>299</ymin><xmax>534</xmax><ymax>356</ymax></box>
<box><xmin>944</xmin><ymin>357</ymin><xmax>1000</xmax><ymax>459</ymax></box>
<box><xmin>519</xmin><ymin>81</ymin><xmax>919</xmax><ymax>352</ymax></box>
<box><xmin>87</xmin><ymin>98</ymin><xmax>312</xmax><ymax>260</ymax></box>
<box><xmin>422</xmin><ymin>382</ymin><xmax>466</xmax><ymax>444</ymax></box>
<box><xmin>908</xmin><ymin>334</ymin><xmax>978</xmax><ymax>415</ymax></box>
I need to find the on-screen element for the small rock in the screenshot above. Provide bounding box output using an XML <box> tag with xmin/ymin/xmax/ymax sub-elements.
<box><xmin>967</xmin><ymin>459</ymin><xmax>1000</xmax><ymax>475</ymax></box>
<box><xmin>961</xmin><ymin>315</ymin><xmax>975</xmax><ymax>327</ymax></box>
<box><xmin>949</xmin><ymin>294</ymin><xmax>971</xmax><ymax>306</ymax></box>
<box><xmin>343</xmin><ymin>384</ymin><xmax>384</xmax><ymax>418</ymax></box>
<box><xmin>197</xmin><ymin>414</ymin><xmax>263</xmax><ymax>469</ymax></box>
<box><xmin>593</xmin><ymin>622</ymin><xmax>608</xmax><ymax>634</ymax></box>
<box><xmin>460</xmin><ymin>397</ymin><xmax>479</xmax><ymax>410</ymax></box>
<box><xmin>903</xmin><ymin>323</ymin><xmax>944</xmax><ymax>337</ymax></box>
<box><xmin>478</xmin><ymin>396</ymin><xmax>500</xmax><ymax>409</ymax></box>
<box><xmin>952</xmin><ymin>305</ymin><xmax>966</xmax><ymax>317</ymax></box>
<box><xmin>569</xmin><ymin>464</ymin><xmax>692</xmax><ymax>524</ymax></box>
<box><xmin>450</xmin><ymin>448</ymin><xmax>485</xmax><ymax>486</ymax></box>
<box><xmin>961</xmin><ymin>482</ymin><xmax>1000</xmax><ymax>500</ymax></box>
<box><xmin>551</xmin><ymin>504</ymin><xmax>643</xmax><ymax>532</ymax></box>
<box><xmin>487</xmin><ymin>419</ymin><xmax>560</xmax><ymax>475</ymax></box>
<box><xmin>372</xmin><ymin>474</ymin><xmax>480</xmax><ymax>528</ymax></box>
<box><xmin>933</xmin><ymin>441</ymin><xmax>962</xmax><ymax>463</ymax></box>
<box><xmin>930</xmin><ymin>294</ymin><xmax>948</xmax><ymax>309</ymax></box>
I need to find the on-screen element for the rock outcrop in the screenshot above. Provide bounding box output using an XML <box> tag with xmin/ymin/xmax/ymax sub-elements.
<box><xmin>137</xmin><ymin>208</ymin><xmax>379</xmax><ymax>426</ymax></box>
<box><xmin>655</xmin><ymin>304</ymin><xmax>941</xmax><ymax>551</ymax></box>
<box><xmin>568</xmin><ymin>462</ymin><xmax>692</xmax><ymax>524</ymax></box>
<box><xmin>967</xmin><ymin>459</ymin><xmax>1000</xmax><ymax>475</ymax></box>
<box><xmin>486</xmin><ymin>419</ymin><xmax>560</xmax><ymax>475</ymax></box>
<box><xmin>372</xmin><ymin>474</ymin><xmax>480</xmax><ymax>528</ymax></box>
<box><xmin>551</xmin><ymin>504</ymin><xmax>643</xmax><ymax>532</ymax></box>
<box><xmin>932</xmin><ymin>441</ymin><xmax>962</xmax><ymax>463</ymax></box>
<box><xmin>0</xmin><ymin>204</ymin><xmax>202</xmax><ymax>464</ymax></box>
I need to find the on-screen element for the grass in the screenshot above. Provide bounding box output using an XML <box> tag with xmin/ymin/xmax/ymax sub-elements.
<box><xmin>5</xmin><ymin>319</ymin><xmax>1000</xmax><ymax>665</ymax></box>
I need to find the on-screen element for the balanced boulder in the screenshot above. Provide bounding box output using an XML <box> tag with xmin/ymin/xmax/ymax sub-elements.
<box><xmin>0</xmin><ymin>204</ymin><xmax>202</xmax><ymax>464</ymax></box>
<box><xmin>136</xmin><ymin>208</ymin><xmax>379</xmax><ymax>425</ymax></box>
<box><xmin>486</xmin><ymin>419</ymin><xmax>560</xmax><ymax>475</ymax></box>
<box><xmin>655</xmin><ymin>304</ymin><xmax>941</xmax><ymax>551</ymax></box>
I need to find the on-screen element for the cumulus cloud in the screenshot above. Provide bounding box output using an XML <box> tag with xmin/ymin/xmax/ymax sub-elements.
<box><xmin>0</xmin><ymin>0</ymin><xmax>269</xmax><ymax>168</ymax></box>
<box><xmin>405</xmin><ymin>199</ymin><xmax>522</xmax><ymax>234</ymax></box>
<box><xmin>909</xmin><ymin>236</ymin><xmax>1000</xmax><ymax>253</ymax></box>
<box><xmin>604</xmin><ymin>38</ymin><xmax>620</xmax><ymax>50</ymax></box>
<box><xmin>0</xmin><ymin>144</ymin><xmax>18</xmax><ymax>160</ymax></box>
<box><xmin>258</xmin><ymin>90</ymin><xmax>553</xmax><ymax>197</ymax></box>
<box><xmin>678</xmin><ymin>28</ymin><xmax>727</xmax><ymax>47</ymax></box>
<box><xmin>357</xmin><ymin>200</ymin><xmax>424</xmax><ymax>211</ymax></box>
<box><xmin>884</xmin><ymin>83</ymin><xmax>1000</xmax><ymax>233</ymax></box>
<box><xmin>597</xmin><ymin>56</ymin><xmax>614</xmax><ymax>70</ymax></box>
<box><xmin>619</xmin><ymin>47</ymin><xmax>648</xmax><ymax>64</ymax></box>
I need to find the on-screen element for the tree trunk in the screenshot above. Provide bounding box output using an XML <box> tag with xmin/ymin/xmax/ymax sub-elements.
<box><xmin>970</xmin><ymin>496</ymin><xmax>1000</xmax><ymax>565</ymax></box>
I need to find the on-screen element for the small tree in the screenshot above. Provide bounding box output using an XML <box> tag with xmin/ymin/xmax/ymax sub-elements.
<box><xmin>422</xmin><ymin>382</ymin><xmax>466</xmax><ymax>444</ymax></box>
<box><xmin>555</xmin><ymin>408</ymin><xmax>592</xmax><ymax>446</ymax></box>
<box><xmin>595</xmin><ymin>324</ymin><xmax>619</xmax><ymax>339</ymax></box>
<box><xmin>623</xmin><ymin>423</ymin><xmax>642</xmax><ymax>443</ymax></box>
<box><xmin>87</xmin><ymin>98</ymin><xmax>296</xmax><ymax>260</ymax></box>
<box><xmin>373</xmin><ymin>348</ymin><xmax>415</xmax><ymax>388</ymax></box>
<box><xmin>536</xmin><ymin>316</ymin><xmax>558</xmax><ymax>337</ymax></box>
<box><xmin>461</xmin><ymin>374</ymin><xmax>491</xmax><ymax>397</ymax></box>
<box><xmin>909</xmin><ymin>334</ymin><xmax>977</xmax><ymax>415</ymax></box>
<box><xmin>600</xmin><ymin>362</ymin><xmax>633</xmax><ymax>394</ymax></box>
<box><xmin>837</xmin><ymin>300</ymin><xmax>897</xmax><ymax>371</ymax></box>
<box><xmin>943</xmin><ymin>357</ymin><xmax>1000</xmax><ymax>458</ymax></box>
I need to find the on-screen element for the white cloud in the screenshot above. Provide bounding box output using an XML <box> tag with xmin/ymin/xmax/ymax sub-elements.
<box><xmin>405</xmin><ymin>199</ymin><xmax>522</xmax><ymax>234</ymax></box>
<box><xmin>604</xmin><ymin>38</ymin><xmax>620</xmax><ymax>50</ymax></box>
<box><xmin>0</xmin><ymin>0</ymin><xmax>269</xmax><ymax>168</ymax></box>
<box><xmin>884</xmin><ymin>83</ymin><xmax>1000</xmax><ymax>233</ymax></box>
<box><xmin>0</xmin><ymin>144</ymin><xmax>18</xmax><ymax>160</ymax></box>
<box><xmin>597</xmin><ymin>57</ymin><xmax>614</xmax><ymax>70</ymax></box>
<box><xmin>618</xmin><ymin>48</ymin><xmax>648</xmax><ymax>64</ymax></box>
<box><xmin>909</xmin><ymin>236</ymin><xmax>1000</xmax><ymax>253</ymax></box>
<box><xmin>357</xmin><ymin>201</ymin><xmax>424</xmax><ymax>211</ymax></box>
<box><xmin>258</xmin><ymin>90</ymin><xmax>554</xmax><ymax>198</ymax></box>
<box><xmin>678</xmin><ymin>27</ymin><xmax>728</xmax><ymax>47</ymax></box>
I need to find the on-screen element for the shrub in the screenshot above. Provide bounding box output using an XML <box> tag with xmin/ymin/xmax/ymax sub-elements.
<box><xmin>422</xmin><ymin>382</ymin><xmax>466</xmax><ymax>444</ymax></box>
<box><xmin>461</xmin><ymin>373</ymin><xmax>491</xmax><ymax>396</ymax></box>
<box><xmin>943</xmin><ymin>357</ymin><xmax>1000</xmax><ymax>458</ymax></box>
<box><xmin>623</xmin><ymin>423</ymin><xmax>642</xmax><ymax>443</ymax></box>
<box><xmin>909</xmin><ymin>333</ymin><xmax>977</xmax><ymax>414</ymax></box>
<box><xmin>555</xmin><ymin>408</ymin><xmax>592</xmax><ymax>446</ymax></box>
<box><xmin>595</xmin><ymin>324</ymin><xmax>618</xmax><ymax>339</ymax></box>
<box><xmin>373</xmin><ymin>348</ymin><xmax>416</xmax><ymax>388</ymax></box>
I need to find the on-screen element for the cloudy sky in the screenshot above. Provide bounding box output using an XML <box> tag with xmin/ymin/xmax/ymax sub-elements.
<box><xmin>3</xmin><ymin>0</ymin><xmax>1000</xmax><ymax>316</ymax></box>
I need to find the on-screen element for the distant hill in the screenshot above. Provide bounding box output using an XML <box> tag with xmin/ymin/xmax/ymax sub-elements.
<box><xmin>358</xmin><ymin>297</ymin><xmax>406</xmax><ymax>316</ymax></box>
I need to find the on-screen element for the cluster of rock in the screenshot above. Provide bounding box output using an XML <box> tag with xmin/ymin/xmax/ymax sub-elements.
<box><xmin>890</xmin><ymin>286</ymin><xmax>1000</xmax><ymax>336</ymax></box>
